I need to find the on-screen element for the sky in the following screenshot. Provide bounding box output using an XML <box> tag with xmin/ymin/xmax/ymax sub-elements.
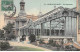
<box><xmin>14</xmin><ymin>0</ymin><xmax>76</xmax><ymax>15</ymax></box>
<box><xmin>0</xmin><ymin>0</ymin><xmax>76</xmax><ymax>29</ymax></box>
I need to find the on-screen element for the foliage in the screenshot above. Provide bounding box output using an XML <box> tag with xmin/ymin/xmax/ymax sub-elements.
<box><xmin>48</xmin><ymin>39</ymin><xmax>53</xmax><ymax>44</ymax></box>
<box><xmin>3</xmin><ymin>23</ymin><xmax>14</xmax><ymax>34</ymax></box>
<box><xmin>0</xmin><ymin>29</ymin><xmax>4</xmax><ymax>38</ymax></box>
<box><xmin>8</xmin><ymin>32</ymin><xmax>16</xmax><ymax>40</ymax></box>
<box><xmin>3</xmin><ymin>23</ymin><xmax>16</xmax><ymax>40</ymax></box>
<box><xmin>56</xmin><ymin>43</ymin><xmax>61</xmax><ymax>50</ymax></box>
<box><xmin>56</xmin><ymin>43</ymin><xmax>61</xmax><ymax>47</ymax></box>
<box><xmin>0</xmin><ymin>41</ymin><xmax>10</xmax><ymax>51</ymax></box>
<box><xmin>48</xmin><ymin>39</ymin><xmax>56</xmax><ymax>47</ymax></box>
<box><xmin>20</xmin><ymin>35</ymin><xmax>26</xmax><ymax>41</ymax></box>
<box><xmin>65</xmin><ymin>45</ymin><xmax>70</xmax><ymax>49</ymax></box>
<box><xmin>28</xmin><ymin>34</ymin><xmax>36</xmax><ymax>43</ymax></box>
<box><xmin>39</xmin><ymin>39</ymin><xmax>45</xmax><ymax>44</ymax></box>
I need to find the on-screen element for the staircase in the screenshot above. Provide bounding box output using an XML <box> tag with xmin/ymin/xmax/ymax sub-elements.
<box><xmin>64</xmin><ymin>41</ymin><xmax>80</xmax><ymax>49</ymax></box>
<box><xmin>73</xmin><ymin>41</ymin><xmax>80</xmax><ymax>49</ymax></box>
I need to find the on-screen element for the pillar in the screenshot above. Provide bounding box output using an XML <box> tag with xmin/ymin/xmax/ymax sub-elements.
<box><xmin>64</xmin><ymin>17</ymin><xmax>66</xmax><ymax>36</ymax></box>
<box><xmin>59</xmin><ymin>27</ymin><xmax>60</xmax><ymax>36</ymax></box>
<box><xmin>26</xmin><ymin>28</ymin><xmax>28</xmax><ymax>36</ymax></box>
<box><xmin>71</xmin><ymin>17</ymin><xmax>72</xmax><ymax>36</ymax></box>
<box><xmin>68</xmin><ymin>17</ymin><xmax>69</xmax><ymax>36</ymax></box>
<box><xmin>39</xmin><ymin>24</ymin><xmax>41</xmax><ymax>36</ymax></box>
<box><xmin>34</xmin><ymin>26</ymin><xmax>35</xmax><ymax>35</ymax></box>
<box><xmin>41</xmin><ymin>23</ymin><xmax>44</xmax><ymax>36</ymax></box>
<box><xmin>50</xmin><ymin>21</ymin><xmax>51</xmax><ymax>36</ymax></box>
<box><xmin>59</xmin><ymin>18</ymin><xmax>61</xmax><ymax>36</ymax></box>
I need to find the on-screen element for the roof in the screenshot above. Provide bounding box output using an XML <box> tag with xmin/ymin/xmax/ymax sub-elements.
<box><xmin>5</xmin><ymin>17</ymin><xmax>16</xmax><ymax>20</ymax></box>
<box><xmin>22</xmin><ymin>6</ymin><xmax>79</xmax><ymax>29</ymax></box>
<box><xmin>5</xmin><ymin>15</ymin><xmax>38</xmax><ymax>21</ymax></box>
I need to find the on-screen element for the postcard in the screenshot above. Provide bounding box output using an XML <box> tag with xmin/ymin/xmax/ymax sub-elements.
<box><xmin>0</xmin><ymin>0</ymin><xmax>80</xmax><ymax>51</ymax></box>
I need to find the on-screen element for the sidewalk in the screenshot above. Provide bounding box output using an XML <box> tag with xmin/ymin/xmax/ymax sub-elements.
<box><xmin>9</xmin><ymin>41</ymin><xmax>52</xmax><ymax>51</ymax></box>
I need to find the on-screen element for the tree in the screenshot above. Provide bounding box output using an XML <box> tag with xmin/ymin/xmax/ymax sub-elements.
<box><xmin>0</xmin><ymin>41</ymin><xmax>10</xmax><ymax>51</ymax></box>
<box><xmin>3</xmin><ymin>23</ymin><xmax>16</xmax><ymax>40</ymax></box>
<box><xmin>0</xmin><ymin>29</ymin><xmax>4</xmax><ymax>38</ymax></box>
<box><xmin>48</xmin><ymin>39</ymin><xmax>56</xmax><ymax>47</ymax></box>
<box><xmin>28</xmin><ymin>34</ymin><xmax>36</xmax><ymax>43</ymax></box>
<box><xmin>7</xmin><ymin>32</ymin><xmax>16</xmax><ymax>40</ymax></box>
<box><xmin>3</xmin><ymin>23</ymin><xmax>14</xmax><ymax>34</ymax></box>
<box><xmin>39</xmin><ymin>39</ymin><xmax>45</xmax><ymax>44</ymax></box>
<box><xmin>20</xmin><ymin>35</ymin><xmax>26</xmax><ymax>42</ymax></box>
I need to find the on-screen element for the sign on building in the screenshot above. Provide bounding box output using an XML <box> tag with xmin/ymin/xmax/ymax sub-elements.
<box><xmin>1</xmin><ymin>0</ymin><xmax>13</xmax><ymax>11</ymax></box>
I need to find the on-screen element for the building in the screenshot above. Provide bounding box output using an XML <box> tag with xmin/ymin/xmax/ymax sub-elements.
<box><xmin>76</xmin><ymin>0</ymin><xmax>80</xmax><ymax>43</ymax></box>
<box><xmin>14</xmin><ymin>0</ymin><xmax>27</xmax><ymax>41</ymax></box>
<box><xmin>27</xmin><ymin>15</ymin><xmax>38</xmax><ymax>21</ymax></box>
<box><xmin>4</xmin><ymin>0</ymin><xmax>80</xmax><ymax>44</ymax></box>
<box><xmin>4</xmin><ymin>15</ymin><xmax>38</xmax><ymax>27</ymax></box>
<box><xmin>19</xmin><ymin>6</ymin><xmax>80</xmax><ymax>44</ymax></box>
<box><xmin>4</xmin><ymin>0</ymin><xmax>38</xmax><ymax>41</ymax></box>
<box><xmin>4</xmin><ymin>17</ymin><xmax>16</xmax><ymax>26</ymax></box>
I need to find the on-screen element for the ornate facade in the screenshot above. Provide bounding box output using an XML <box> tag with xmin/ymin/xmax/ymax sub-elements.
<box><xmin>20</xmin><ymin>6</ymin><xmax>80</xmax><ymax>43</ymax></box>
<box><xmin>4</xmin><ymin>0</ymin><xmax>38</xmax><ymax>41</ymax></box>
<box><xmin>4</xmin><ymin>0</ymin><xmax>80</xmax><ymax>44</ymax></box>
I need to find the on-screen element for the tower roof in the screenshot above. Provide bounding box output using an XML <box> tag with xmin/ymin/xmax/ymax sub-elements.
<box><xmin>20</xmin><ymin>0</ymin><xmax>25</xmax><ymax>4</ymax></box>
<box><xmin>18</xmin><ymin>0</ymin><xmax>26</xmax><ymax>18</ymax></box>
<box><xmin>21</xmin><ymin>0</ymin><xmax>24</xmax><ymax>2</ymax></box>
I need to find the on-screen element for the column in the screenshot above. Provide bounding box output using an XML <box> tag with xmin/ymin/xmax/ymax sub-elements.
<box><xmin>75</xmin><ymin>16</ymin><xmax>77</xmax><ymax>41</ymax></box>
<box><xmin>59</xmin><ymin>18</ymin><xmax>61</xmax><ymax>36</ymax></box>
<box><xmin>23</xmin><ymin>29</ymin><xmax>24</xmax><ymax>35</ymax></box>
<box><xmin>18</xmin><ymin>20</ymin><xmax>21</xmax><ymax>42</ymax></box>
<box><xmin>50</xmin><ymin>21</ymin><xmax>51</xmax><ymax>36</ymax></box>
<box><xmin>64</xmin><ymin>17</ymin><xmax>66</xmax><ymax>36</ymax></box>
<box><xmin>26</xmin><ymin>28</ymin><xmax>28</xmax><ymax>36</ymax></box>
<box><xmin>76</xmin><ymin>16</ymin><xmax>79</xmax><ymax>41</ymax></box>
<box><xmin>59</xmin><ymin>25</ymin><xmax>60</xmax><ymax>36</ymax></box>
<box><xmin>40</xmin><ymin>24</ymin><xmax>42</xmax><ymax>36</ymax></box>
<box><xmin>54</xmin><ymin>20</ymin><xmax>56</xmax><ymax>36</ymax></box>
<box><xmin>71</xmin><ymin>17</ymin><xmax>72</xmax><ymax>36</ymax></box>
<box><xmin>54</xmin><ymin>29</ymin><xmax>55</xmax><ymax>36</ymax></box>
<box><xmin>68</xmin><ymin>17</ymin><xmax>69</xmax><ymax>36</ymax></box>
<box><xmin>70</xmin><ymin>17</ymin><xmax>72</xmax><ymax>36</ymax></box>
<box><xmin>34</xmin><ymin>26</ymin><xmax>35</xmax><ymax>35</ymax></box>
<box><xmin>41</xmin><ymin>23</ymin><xmax>43</xmax><ymax>36</ymax></box>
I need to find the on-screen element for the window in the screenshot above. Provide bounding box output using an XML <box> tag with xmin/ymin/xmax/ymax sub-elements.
<box><xmin>43</xmin><ymin>22</ymin><xmax>50</xmax><ymax>36</ymax></box>
<box><xmin>51</xmin><ymin>18</ymin><xmax>64</xmax><ymax>36</ymax></box>
<box><xmin>34</xmin><ymin>24</ymin><xmax>41</xmax><ymax>36</ymax></box>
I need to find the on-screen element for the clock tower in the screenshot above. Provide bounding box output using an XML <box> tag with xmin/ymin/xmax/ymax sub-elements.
<box><xmin>20</xmin><ymin>0</ymin><xmax>25</xmax><ymax>11</ymax></box>
<box><xmin>15</xmin><ymin>0</ymin><xmax>27</xmax><ymax>42</ymax></box>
